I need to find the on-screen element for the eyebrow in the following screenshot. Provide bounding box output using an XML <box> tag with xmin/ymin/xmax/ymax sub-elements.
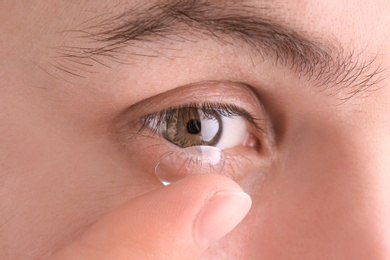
<box><xmin>57</xmin><ymin>0</ymin><xmax>386</xmax><ymax>99</ymax></box>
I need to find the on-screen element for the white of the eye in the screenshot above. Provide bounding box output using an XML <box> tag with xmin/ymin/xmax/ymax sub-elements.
<box><xmin>215</xmin><ymin>116</ymin><xmax>247</xmax><ymax>149</ymax></box>
<box><xmin>200</xmin><ymin>113</ymin><xmax>219</xmax><ymax>142</ymax></box>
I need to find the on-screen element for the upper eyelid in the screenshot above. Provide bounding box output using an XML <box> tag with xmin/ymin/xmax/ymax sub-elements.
<box><xmin>123</xmin><ymin>81</ymin><xmax>265</xmax><ymax>118</ymax></box>
<box><xmin>112</xmin><ymin>81</ymin><xmax>272</xmax><ymax>141</ymax></box>
<box><xmin>138</xmin><ymin>102</ymin><xmax>262</xmax><ymax>135</ymax></box>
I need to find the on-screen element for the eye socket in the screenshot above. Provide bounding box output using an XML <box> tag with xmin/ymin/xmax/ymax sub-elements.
<box><xmin>140</xmin><ymin>103</ymin><xmax>260</xmax><ymax>150</ymax></box>
<box><xmin>114</xmin><ymin>82</ymin><xmax>274</xmax><ymax>184</ymax></box>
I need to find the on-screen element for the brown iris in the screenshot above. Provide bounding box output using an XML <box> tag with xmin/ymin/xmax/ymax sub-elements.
<box><xmin>162</xmin><ymin>107</ymin><xmax>222</xmax><ymax>148</ymax></box>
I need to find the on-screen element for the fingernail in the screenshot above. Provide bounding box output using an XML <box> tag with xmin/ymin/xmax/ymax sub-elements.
<box><xmin>194</xmin><ymin>191</ymin><xmax>252</xmax><ymax>248</ymax></box>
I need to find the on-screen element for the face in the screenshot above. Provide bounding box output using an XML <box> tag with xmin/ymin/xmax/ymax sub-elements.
<box><xmin>1</xmin><ymin>0</ymin><xmax>390</xmax><ymax>259</ymax></box>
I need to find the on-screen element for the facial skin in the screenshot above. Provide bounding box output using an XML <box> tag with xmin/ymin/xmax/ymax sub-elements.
<box><xmin>1</xmin><ymin>0</ymin><xmax>390</xmax><ymax>259</ymax></box>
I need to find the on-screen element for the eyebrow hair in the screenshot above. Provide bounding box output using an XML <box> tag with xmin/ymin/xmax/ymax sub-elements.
<box><xmin>56</xmin><ymin>0</ymin><xmax>386</xmax><ymax>99</ymax></box>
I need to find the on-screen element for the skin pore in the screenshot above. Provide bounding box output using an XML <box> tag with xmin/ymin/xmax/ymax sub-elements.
<box><xmin>1</xmin><ymin>0</ymin><xmax>390</xmax><ymax>259</ymax></box>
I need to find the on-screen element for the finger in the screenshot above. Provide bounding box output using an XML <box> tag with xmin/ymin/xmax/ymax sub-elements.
<box><xmin>50</xmin><ymin>174</ymin><xmax>251</xmax><ymax>260</ymax></box>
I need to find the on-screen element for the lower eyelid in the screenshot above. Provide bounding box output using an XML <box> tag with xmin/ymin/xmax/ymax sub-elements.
<box><xmin>222</xmin><ymin>146</ymin><xmax>267</xmax><ymax>181</ymax></box>
<box><xmin>129</xmin><ymin>134</ymin><xmax>264</xmax><ymax>183</ymax></box>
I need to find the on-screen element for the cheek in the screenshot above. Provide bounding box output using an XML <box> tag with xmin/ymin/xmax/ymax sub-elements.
<box><xmin>203</xmin><ymin>112</ymin><xmax>390</xmax><ymax>259</ymax></box>
<box><xmin>251</xmin><ymin>128</ymin><xmax>390</xmax><ymax>258</ymax></box>
<box><xmin>0</xmin><ymin>117</ymin><xmax>160</xmax><ymax>258</ymax></box>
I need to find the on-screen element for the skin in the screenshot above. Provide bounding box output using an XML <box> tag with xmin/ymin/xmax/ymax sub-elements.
<box><xmin>1</xmin><ymin>0</ymin><xmax>390</xmax><ymax>259</ymax></box>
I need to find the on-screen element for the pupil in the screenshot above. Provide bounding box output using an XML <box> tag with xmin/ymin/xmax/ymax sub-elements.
<box><xmin>186</xmin><ymin>119</ymin><xmax>201</xmax><ymax>135</ymax></box>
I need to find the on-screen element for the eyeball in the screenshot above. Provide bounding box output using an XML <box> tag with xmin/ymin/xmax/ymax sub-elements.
<box><xmin>215</xmin><ymin>115</ymin><xmax>248</xmax><ymax>149</ymax></box>
<box><xmin>162</xmin><ymin>107</ymin><xmax>249</xmax><ymax>149</ymax></box>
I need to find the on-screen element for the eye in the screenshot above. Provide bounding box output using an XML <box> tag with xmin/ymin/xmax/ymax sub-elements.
<box><xmin>140</xmin><ymin>103</ymin><xmax>259</xmax><ymax>150</ymax></box>
<box><xmin>114</xmin><ymin>82</ymin><xmax>274</xmax><ymax>185</ymax></box>
<box><xmin>162</xmin><ymin>107</ymin><xmax>248</xmax><ymax>149</ymax></box>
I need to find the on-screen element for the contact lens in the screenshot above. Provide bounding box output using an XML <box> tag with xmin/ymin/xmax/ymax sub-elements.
<box><xmin>155</xmin><ymin>146</ymin><xmax>226</xmax><ymax>186</ymax></box>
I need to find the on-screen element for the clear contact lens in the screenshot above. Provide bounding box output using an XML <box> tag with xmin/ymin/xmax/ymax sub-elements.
<box><xmin>154</xmin><ymin>146</ymin><xmax>226</xmax><ymax>186</ymax></box>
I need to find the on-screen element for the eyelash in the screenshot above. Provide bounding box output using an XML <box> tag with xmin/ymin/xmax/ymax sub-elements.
<box><xmin>137</xmin><ymin>102</ymin><xmax>261</xmax><ymax>136</ymax></box>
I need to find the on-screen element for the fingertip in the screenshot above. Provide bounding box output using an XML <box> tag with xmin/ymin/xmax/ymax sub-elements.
<box><xmin>194</xmin><ymin>190</ymin><xmax>252</xmax><ymax>249</ymax></box>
